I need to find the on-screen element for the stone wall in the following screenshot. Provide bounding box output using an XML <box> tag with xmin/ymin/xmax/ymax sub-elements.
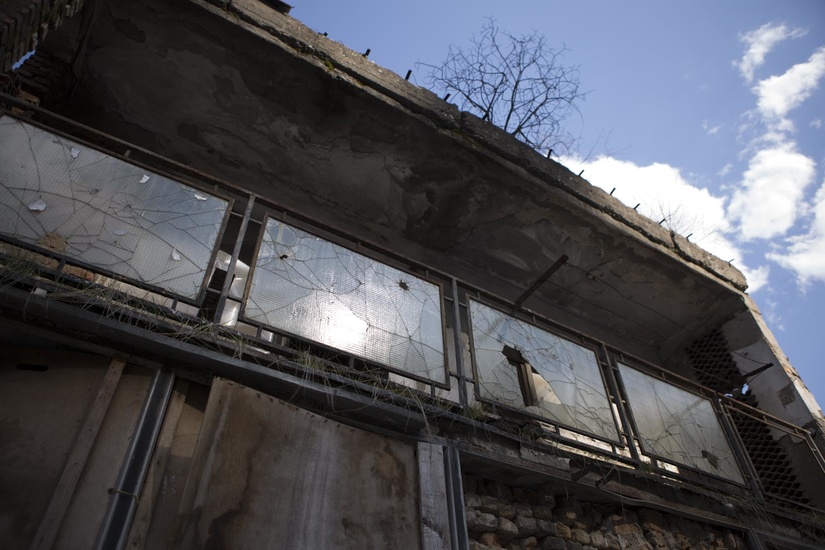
<box><xmin>463</xmin><ymin>476</ymin><xmax>748</xmax><ymax>550</ymax></box>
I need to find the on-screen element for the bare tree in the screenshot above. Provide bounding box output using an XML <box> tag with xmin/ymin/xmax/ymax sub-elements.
<box><xmin>420</xmin><ymin>19</ymin><xmax>585</xmax><ymax>155</ymax></box>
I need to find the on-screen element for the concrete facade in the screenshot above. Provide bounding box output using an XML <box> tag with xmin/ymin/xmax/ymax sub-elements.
<box><xmin>1</xmin><ymin>1</ymin><xmax>825</xmax><ymax>549</ymax></box>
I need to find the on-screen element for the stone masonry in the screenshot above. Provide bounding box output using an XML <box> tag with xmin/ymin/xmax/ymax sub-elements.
<box><xmin>464</xmin><ymin>476</ymin><xmax>747</xmax><ymax>550</ymax></box>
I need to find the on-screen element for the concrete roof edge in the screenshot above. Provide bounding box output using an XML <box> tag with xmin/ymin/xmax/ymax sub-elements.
<box><xmin>196</xmin><ymin>0</ymin><xmax>748</xmax><ymax>292</ymax></box>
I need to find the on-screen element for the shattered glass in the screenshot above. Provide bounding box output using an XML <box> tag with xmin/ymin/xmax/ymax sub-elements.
<box><xmin>469</xmin><ymin>300</ymin><xmax>620</xmax><ymax>442</ymax></box>
<box><xmin>0</xmin><ymin>116</ymin><xmax>228</xmax><ymax>300</ymax></box>
<box><xmin>245</xmin><ymin>219</ymin><xmax>446</xmax><ymax>383</ymax></box>
<box><xmin>618</xmin><ymin>363</ymin><xmax>745</xmax><ymax>484</ymax></box>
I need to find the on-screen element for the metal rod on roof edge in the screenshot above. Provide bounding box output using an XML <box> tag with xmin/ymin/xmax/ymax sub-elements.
<box><xmin>363</xmin><ymin>48</ymin><xmax>371</xmax><ymax>57</ymax></box>
<box><xmin>443</xmin><ymin>93</ymin><xmax>451</xmax><ymax>101</ymax></box>
<box><xmin>578</xmin><ymin>169</ymin><xmax>584</xmax><ymax>176</ymax></box>
<box><xmin>633</xmin><ymin>203</ymin><xmax>640</xmax><ymax>210</ymax></box>
<box><xmin>513</xmin><ymin>254</ymin><xmax>569</xmax><ymax>308</ymax></box>
<box><xmin>610</xmin><ymin>187</ymin><xmax>615</xmax><ymax>195</ymax></box>
<box><xmin>405</xmin><ymin>70</ymin><xmax>412</xmax><ymax>80</ymax></box>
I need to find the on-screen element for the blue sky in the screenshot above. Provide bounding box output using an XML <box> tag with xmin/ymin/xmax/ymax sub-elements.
<box><xmin>294</xmin><ymin>1</ymin><xmax>825</xmax><ymax>407</ymax></box>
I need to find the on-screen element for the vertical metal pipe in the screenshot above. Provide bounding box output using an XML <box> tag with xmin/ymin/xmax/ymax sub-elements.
<box><xmin>450</xmin><ymin>279</ymin><xmax>468</xmax><ymax>407</ymax></box>
<box><xmin>444</xmin><ymin>443</ymin><xmax>468</xmax><ymax>550</ymax></box>
<box><xmin>94</xmin><ymin>368</ymin><xmax>175</xmax><ymax>550</ymax></box>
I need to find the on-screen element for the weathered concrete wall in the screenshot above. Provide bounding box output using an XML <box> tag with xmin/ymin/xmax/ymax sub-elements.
<box><xmin>0</xmin><ymin>348</ymin><xmax>153</xmax><ymax>550</ymax></box>
<box><xmin>463</xmin><ymin>475</ymin><xmax>749</xmax><ymax>550</ymax></box>
<box><xmin>0</xmin><ymin>348</ymin><xmax>108</xmax><ymax>549</ymax></box>
<box><xmin>169</xmin><ymin>378</ymin><xmax>421</xmax><ymax>549</ymax></box>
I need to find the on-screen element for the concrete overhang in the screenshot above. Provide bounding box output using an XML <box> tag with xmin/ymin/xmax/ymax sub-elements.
<box><xmin>53</xmin><ymin>0</ymin><xmax>748</xmax><ymax>364</ymax></box>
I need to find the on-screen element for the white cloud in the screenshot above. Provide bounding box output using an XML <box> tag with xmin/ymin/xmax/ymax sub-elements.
<box><xmin>755</xmin><ymin>46</ymin><xmax>825</xmax><ymax>124</ymax></box>
<box><xmin>702</xmin><ymin>119</ymin><xmax>722</xmax><ymax>136</ymax></box>
<box><xmin>768</xmin><ymin>181</ymin><xmax>825</xmax><ymax>284</ymax></box>
<box><xmin>728</xmin><ymin>147</ymin><xmax>816</xmax><ymax>240</ymax></box>
<box><xmin>736</xmin><ymin>22</ymin><xmax>806</xmax><ymax>83</ymax></box>
<box><xmin>718</xmin><ymin>163</ymin><xmax>734</xmax><ymax>177</ymax></box>
<box><xmin>811</xmin><ymin>119</ymin><xmax>823</xmax><ymax>129</ymax></box>
<box><xmin>560</xmin><ymin>156</ymin><xmax>769</xmax><ymax>292</ymax></box>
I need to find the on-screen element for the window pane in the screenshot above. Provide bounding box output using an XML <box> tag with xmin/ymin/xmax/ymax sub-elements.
<box><xmin>618</xmin><ymin>363</ymin><xmax>744</xmax><ymax>484</ymax></box>
<box><xmin>0</xmin><ymin>116</ymin><xmax>228</xmax><ymax>300</ymax></box>
<box><xmin>469</xmin><ymin>300</ymin><xmax>619</xmax><ymax>442</ymax></box>
<box><xmin>245</xmin><ymin>219</ymin><xmax>446</xmax><ymax>383</ymax></box>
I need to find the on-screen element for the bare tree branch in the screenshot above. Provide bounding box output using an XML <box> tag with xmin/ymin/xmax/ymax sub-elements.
<box><xmin>418</xmin><ymin>18</ymin><xmax>585</xmax><ymax>155</ymax></box>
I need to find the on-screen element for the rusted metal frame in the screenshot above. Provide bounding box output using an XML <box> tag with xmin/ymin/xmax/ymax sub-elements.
<box><xmin>723</xmin><ymin>399</ymin><xmax>822</xmax><ymax>441</ymax></box>
<box><xmin>612</xmin><ymin>349</ymin><xmax>816</xmax><ymax>441</ymax></box>
<box><xmin>0</xmin><ymin>283</ymin><xmax>433</xmax><ymax>433</ymax></box>
<box><xmin>599</xmin><ymin>344</ymin><xmax>641</xmax><ymax>463</ymax></box>
<box><xmin>724</xmin><ymin>399</ymin><xmax>825</xmax><ymax>488</ymax></box>
<box><xmin>1</xmin><ymin>99</ymin><xmax>537</xmax><ymax>309</ymax></box>
<box><xmin>0</xmin><ymin>234</ymin><xmax>206</xmax><ymax>309</ymax></box>
<box><xmin>94</xmin><ymin>368</ymin><xmax>176</xmax><ymax>550</ymax></box>
<box><xmin>29</xmin><ymin>356</ymin><xmax>127</xmax><ymax>550</ymax></box>
<box><xmin>465</xmin><ymin>293</ymin><xmax>627</xmax><ymax>454</ymax></box>
<box><xmin>238</xmin><ymin>212</ymin><xmax>453</xmax><ymax>390</ymax></box>
<box><xmin>0</xmin><ymin>109</ymin><xmax>236</xmax><ymax>306</ymax></box>
<box><xmin>610</xmin><ymin>359</ymin><xmax>752</xmax><ymax>488</ymax></box>
<box><xmin>0</xmin><ymin>264</ymin><xmax>203</xmax><ymax>348</ymax></box>
<box><xmin>213</xmin><ymin>195</ymin><xmax>256</xmax><ymax>324</ymax></box>
<box><xmin>470</xmin><ymin>394</ymin><xmax>636</xmax><ymax>464</ymax></box>
<box><xmin>449</xmin><ymin>278</ymin><xmax>468</xmax><ymax>407</ymax></box>
<box><xmin>444</xmin><ymin>443</ymin><xmax>469</xmax><ymax>550</ymax></box>
<box><xmin>0</xmin><ymin>99</ymin><xmax>241</xmax><ymax>201</ymax></box>
<box><xmin>716</xmin><ymin>401</ymin><xmax>766</xmax><ymax>499</ymax></box>
<box><xmin>512</xmin><ymin>253</ymin><xmax>569</xmax><ymax>309</ymax></box>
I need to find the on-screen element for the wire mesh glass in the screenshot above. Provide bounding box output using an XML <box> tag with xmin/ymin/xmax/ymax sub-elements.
<box><xmin>0</xmin><ymin>115</ymin><xmax>229</xmax><ymax>300</ymax></box>
<box><xmin>618</xmin><ymin>362</ymin><xmax>745</xmax><ymax>484</ymax></box>
<box><xmin>469</xmin><ymin>299</ymin><xmax>620</xmax><ymax>442</ymax></box>
<box><xmin>245</xmin><ymin>219</ymin><xmax>446</xmax><ymax>383</ymax></box>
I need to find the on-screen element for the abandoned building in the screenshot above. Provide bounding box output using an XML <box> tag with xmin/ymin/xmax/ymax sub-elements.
<box><xmin>2</xmin><ymin>1</ymin><xmax>825</xmax><ymax>549</ymax></box>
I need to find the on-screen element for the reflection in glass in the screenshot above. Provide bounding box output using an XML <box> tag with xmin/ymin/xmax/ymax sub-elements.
<box><xmin>618</xmin><ymin>363</ymin><xmax>744</xmax><ymax>484</ymax></box>
<box><xmin>245</xmin><ymin>219</ymin><xmax>445</xmax><ymax>383</ymax></box>
<box><xmin>0</xmin><ymin>116</ymin><xmax>228</xmax><ymax>300</ymax></box>
<box><xmin>469</xmin><ymin>300</ymin><xmax>619</xmax><ymax>442</ymax></box>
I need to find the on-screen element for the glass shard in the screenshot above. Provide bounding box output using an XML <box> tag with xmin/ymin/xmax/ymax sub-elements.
<box><xmin>618</xmin><ymin>362</ymin><xmax>744</xmax><ymax>484</ymax></box>
<box><xmin>469</xmin><ymin>300</ymin><xmax>620</xmax><ymax>442</ymax></box>
<box><xmin>0</xmin><ymin>116</ymin><xmax>229</xmax><ymax>300</ymax></box>
<box><xmin>245</xmin><ymin>219</ymin><xmax>446</xmax><ymax>383</ymax></box>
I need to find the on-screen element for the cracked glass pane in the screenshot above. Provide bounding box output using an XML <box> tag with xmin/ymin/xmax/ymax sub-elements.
<box><xmin>245</xmin><ymin>219</ymin><xmax>446</xmax><ymax>383</ymax></box>
<box><xmin>618</xmin><ymin>362</ymin><xmax>744</xmax><ymax>484</ymax></box>
<box><xmin>469</xmin><ymin>300</ymin><xmax>619</xmax><ymax>442</ymax></box>
<box><xmin>0</xmin><ymin>116</ymin><xmax>228</xmax><ymax>300</ymax></box>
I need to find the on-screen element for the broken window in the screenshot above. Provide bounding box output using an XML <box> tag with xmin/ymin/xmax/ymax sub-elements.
<box><xmin>618</xmin><ymin>362</ymin><xmax>745</xmax><ymax>484</ymax></box>
<box><xmin>0</xmin><ymin>116</ymin><xmax>229</xmax><ymax>300</ymax></box>
<box><xmin>244</xmin><ymin>219</ymin><xmax>446</xmax><ymax>384</ymax></box>
<box><xmin>469</xmin><ymin>300</ymin><xmax>620</xmax><ymax>442</ymax></box>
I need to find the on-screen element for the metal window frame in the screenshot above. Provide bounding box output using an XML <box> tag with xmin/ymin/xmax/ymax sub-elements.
<box><xmin>238</xmin><ymin>212</ymin><xmax>452</xmax><ymax>389</ymax></box>
<box><xmin>610</xmin><ymin>356</ymin><xmax>753</xmax><ymax>488</ymax></box>
<box><xmin>465</xmin><ymin>294</ymin><xmax>627</xmax><ymax>450</ymax></box>
<box><xmin>0</xmin><ymin>110</ymin><xmax>235</xmax><ymax>307</ymax></box>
